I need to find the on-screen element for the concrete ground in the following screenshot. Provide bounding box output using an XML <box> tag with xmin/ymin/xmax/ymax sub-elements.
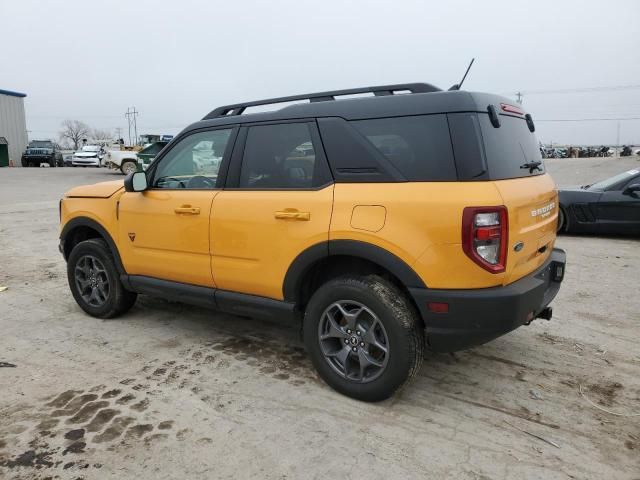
<box><xmin>0</xmin><ymin>159</ymin><xmax>639</xmax><ymax>480</ymax></box>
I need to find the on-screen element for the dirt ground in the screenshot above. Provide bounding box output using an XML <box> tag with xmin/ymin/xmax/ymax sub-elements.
<box><xmin>1</xmin><ymin>158</ymin><xmax>639</xmax><ymax>480</ymax></box>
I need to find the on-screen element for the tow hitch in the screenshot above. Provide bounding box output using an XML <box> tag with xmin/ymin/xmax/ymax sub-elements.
<box><xmin>537</xmin><ymin>306</ymin><xmax>553</xmax><ymax>321</ymax></box>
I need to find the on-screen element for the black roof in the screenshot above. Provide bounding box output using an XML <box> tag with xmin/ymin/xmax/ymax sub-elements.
<box><xmin>183</xmin><ymin>83</ymin><xmax>515</xmax><ymax>134</ymax></box>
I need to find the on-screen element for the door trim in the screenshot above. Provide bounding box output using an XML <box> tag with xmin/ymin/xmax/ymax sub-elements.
<box><xmin>122</xmin><ymin>275</ymin><xmax>297</xmax><ymax>324</ymax></box>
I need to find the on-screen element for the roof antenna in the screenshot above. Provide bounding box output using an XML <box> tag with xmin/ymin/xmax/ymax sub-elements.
<box><xmin>449</xmin><ymin>58</ymin><xmax>475</xmax><ymax>91</ymax></box>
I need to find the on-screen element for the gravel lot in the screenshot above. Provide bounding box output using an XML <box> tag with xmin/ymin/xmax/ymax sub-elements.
<box><xmin>1</xmin><ymin>159</ymin><xmax>639</xmax><ymax>480</ymax></box>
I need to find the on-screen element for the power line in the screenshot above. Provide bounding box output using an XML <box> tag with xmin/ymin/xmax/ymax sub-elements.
<box><xmin>536</xmin><ymin>117</ymin><xmax>640</xmax><ymax>122</ymax></box>
<box><xmin>521</xmin><ymin>84</ymin><xmax>640</xmax><ymax>95</ymax></box>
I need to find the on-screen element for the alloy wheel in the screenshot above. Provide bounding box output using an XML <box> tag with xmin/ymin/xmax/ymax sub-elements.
<box><xmin>318</xmin><ymin>300</ymin><xmax>390</xmax><ymax>383</ymax></box>
<box><xmin>74</xmin><ymin>255</ymin><xmax>110</xmax><ymax>307</ymax></box>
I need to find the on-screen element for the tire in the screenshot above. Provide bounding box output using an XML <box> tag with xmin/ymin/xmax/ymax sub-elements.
<box><xmin>49</xmin><ymin>159</ymin><xmax>56</xmax><ymax>167</ymax></box>
<box><xmin>67</xmin><ymin>238</ymin><xmax>137</xmax><ymax>319</ymax></box>
<box><xmin>121</xmin><ymin>161</ymin><xmax>137</xmax><ymax>175</ymax></box>
<box><xmin>303</xmin><ymin>275</ymin><xmax>424</xmax><ymax>402</ymax></box>
<box><xmin>557</xmin><ymin>206</ymin><xmax>569</xmax><ymax>233</ymax></box>
<box><xmin>21</xmin><ymin>158</ymin><xmax>27</xmax><ymax>167</ymax></box>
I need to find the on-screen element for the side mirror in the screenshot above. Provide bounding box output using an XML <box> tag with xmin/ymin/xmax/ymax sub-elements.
<box><xmin>124</xmin><ymin>171</ymin><xmax>148</xmax><ymax>192</ymax></box>
<box><xmin>622</xmin><ymin>183</ymin><xmax>640</xmax><ymax>196</ymax></box>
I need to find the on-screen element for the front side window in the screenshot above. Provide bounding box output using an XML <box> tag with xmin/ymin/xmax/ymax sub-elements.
<box><xmin>152</xmin><ymin>129</ymin><xmax>231</xmax><ymax>189</ymax></box>
<box><xmin>239</xmin><ymin>123</ymin><xmax>319</xmax><ymax>189</ymax></box>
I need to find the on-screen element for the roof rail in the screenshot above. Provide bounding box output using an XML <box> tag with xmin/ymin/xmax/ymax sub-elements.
<box><xmin>202</xmin><ymin>82</ymin><xmax>441</xmax><ymax>120</ymax></box>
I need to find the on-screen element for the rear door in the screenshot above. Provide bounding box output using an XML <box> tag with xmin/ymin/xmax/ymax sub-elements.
<box><xmin>476</xmin><ymin>112</ymin><xmax>558</xmax><ymax>284</ymax></box>
<box><xmin>210</xmin><ymin>121</ymin><xmax>334</xmax><ymax>300</ymax></box>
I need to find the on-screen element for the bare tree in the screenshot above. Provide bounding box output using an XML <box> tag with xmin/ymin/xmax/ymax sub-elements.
<box><xmin>91</xmin><ymin>128</ymin><xmax>113</xmax><ymax>144</ymax></box>
<box><xmin>59</xmin><ymin>120</ymin><xmax>90</xmax><ymax>150</ymax></box>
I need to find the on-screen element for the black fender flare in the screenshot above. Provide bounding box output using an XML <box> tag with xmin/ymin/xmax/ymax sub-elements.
<box><xmin>60</xmin><ymin>216</ymin><xmax>126</xmax><ymax>275</ymax></box>
<box><xmin>283</xmin><ymin>240</ymin><xmax>426</xmax><ymax>302</ymax></box>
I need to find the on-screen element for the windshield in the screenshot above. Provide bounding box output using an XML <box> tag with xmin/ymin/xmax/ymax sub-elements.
<box><xmin>82</xmin><ymin>146</ymin><xmax>101</xmax><ymax>152</ymax></box>
<box><xmin>29</xmin><ymin>141</ymin><xmax>53</xmax><ymax>148</ymax></box>
<box><xmin>588</xmin><ymin>169</ymin><xmax>639</xmax><ymax>190</ymax></box>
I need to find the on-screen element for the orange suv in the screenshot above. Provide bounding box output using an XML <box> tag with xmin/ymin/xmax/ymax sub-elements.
<box><xmin>59</xmin><ymin>83</ymin><xmax>566</xmax><ymax>401</ymax></box>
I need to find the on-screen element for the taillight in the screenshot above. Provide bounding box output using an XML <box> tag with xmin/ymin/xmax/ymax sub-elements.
<box><xmin>462</xmin><ymin>206</ymin><xmax>508</xmax><ymax>273</ymax></box>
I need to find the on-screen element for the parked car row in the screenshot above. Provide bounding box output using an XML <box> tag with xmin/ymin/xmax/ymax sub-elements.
<box><xmin>541</xmin><ymin>146</ymin><xmax>616</xmax><ymax>159</ymax></box>
<box><xmin>541</xmin><ymin>145</ymin><xmax>640</xmax><ymax>159</ymax></box>
<box><xmin>20</xmin><ymin>141</ymin><xmax>169</xmax><ymax>171</ymax></box>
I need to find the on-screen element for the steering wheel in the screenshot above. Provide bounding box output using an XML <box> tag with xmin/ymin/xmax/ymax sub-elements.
<box><xmin>185</xmin><ymin>175</ymin><xmax>216</xmax><ymax>189</ymax></box>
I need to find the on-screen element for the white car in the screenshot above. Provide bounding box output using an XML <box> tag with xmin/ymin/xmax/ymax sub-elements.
<box><xmin>72</xmin><ymin>145</ymin><xmax>104</xmax><ymax>167</ymax></box>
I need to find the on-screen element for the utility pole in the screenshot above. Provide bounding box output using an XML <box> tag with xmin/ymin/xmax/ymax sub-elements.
<box><xmin>516</xmin><ymin>91</ymin><xmax>524</xmax><ymax>104</ymax></box>
<box><xmin>124</xmin><ymin>107</ymin><xmax>139</xmax><ymax>146</ymax></box>
<box><xmin>115</xmin><ymin>127</ymin><xmax>122</xmax><ymax>142</ymax></box>
<box><xmin>616</xmin><ymin>121</ymin><xmax>620</xmax><ymax>156</ymax></box>
<box><xmin>125</xmin><ymin>109</ymin><xmax>132</xmax><ymax>145</ymax></box>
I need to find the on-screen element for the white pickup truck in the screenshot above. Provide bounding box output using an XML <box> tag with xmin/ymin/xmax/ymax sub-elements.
<box><xmin>104</xmin><ymin>149</ymin><xmax>139</xmax><ymax>175</ymax></box>
<box><xmin>104</xmin><ymin>142</ymin><xmax>170</xmax><ymax>175</ymax></box>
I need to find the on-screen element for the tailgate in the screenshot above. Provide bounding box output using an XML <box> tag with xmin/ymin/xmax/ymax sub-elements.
<box><xmin>493</xmin><ymin>174</ymin><xmax>558</xmax><ymax>285</ymax></box>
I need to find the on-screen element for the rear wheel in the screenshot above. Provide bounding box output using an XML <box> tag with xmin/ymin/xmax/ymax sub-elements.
<box><xmin>303</xmin><ymin>275</ymin><xmax>424</xmax><ymax>402</ymax></box>
<box><xmin>67</xmin><ymin>238</ymin><xmax>137</xmax><ymax>318</ymax></box>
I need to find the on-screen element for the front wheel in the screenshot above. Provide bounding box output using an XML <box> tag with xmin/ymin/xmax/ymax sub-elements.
<box><xmin>557</xmin><ymin>206</ymin><xmax>568</xmax><ymax>233</ymax></box>
<box><xmin>303</xmin><ymin>275</ymin><xmax>424</xmax><ymax>402</ymax></box>
<box><xmin>67</xmin><ymin>238</ymin><xmax>137</xmax><ymax>318</ymax></box>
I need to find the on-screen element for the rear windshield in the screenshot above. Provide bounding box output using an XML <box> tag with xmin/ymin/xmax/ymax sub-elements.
<box><xmin>478</xmin><ymin>113</ymin><xmax>544</xmax><ymax>180</ymax></box>
<box><xmin>350</xmin><ymin>115</ymin><xmax>457</xmax><ymax>181</ymax></box>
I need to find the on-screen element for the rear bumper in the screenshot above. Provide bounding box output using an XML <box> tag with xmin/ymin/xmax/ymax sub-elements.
<box><xmin>409</xmin><ymin>248</ymin><xmax>566</xmax><ymax>352</ymax></box>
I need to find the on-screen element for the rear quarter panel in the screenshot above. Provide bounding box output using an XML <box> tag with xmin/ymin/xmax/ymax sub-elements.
<box><xmin>330</xmin><ymin>182</ymin><xmax>508</xmax><ymax>289</ymax></box>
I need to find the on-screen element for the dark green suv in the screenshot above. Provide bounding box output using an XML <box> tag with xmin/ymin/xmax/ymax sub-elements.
<box><xmin>22</xmin><ymin>140</ymin><xmax>63</xmax><ymax>167</ymax></box>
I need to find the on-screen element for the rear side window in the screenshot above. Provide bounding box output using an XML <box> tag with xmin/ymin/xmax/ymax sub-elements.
<box><xmin>478</xmin><ymin>114</ymin><xmax>544</xmax><ymax>180</ymax></box>
<box><xmin>239</xmin><ymin>123</ymin><xmax>328</xmax><ymax>189</ymax></box>
<box><xmin>350</xmin><ymin>115</ymin><xmax>456</xmax><ymax>181</ymax></box>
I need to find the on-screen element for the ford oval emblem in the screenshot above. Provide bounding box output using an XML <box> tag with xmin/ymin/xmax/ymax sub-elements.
<box><xmin>513</xmin><ymin>241</ymin><xmax>524</xmax><ymax>252</ymax></box>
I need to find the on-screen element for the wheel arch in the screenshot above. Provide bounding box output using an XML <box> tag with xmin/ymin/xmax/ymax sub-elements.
<box><xmin>283</xmin><ymin>240</ymin><xmax>426</xmax><ymax>316</ymax></box>
<box><xmin>61</xmin><ymin>217</ymin><xmax>125</xmax><ymax>274</ymax></box>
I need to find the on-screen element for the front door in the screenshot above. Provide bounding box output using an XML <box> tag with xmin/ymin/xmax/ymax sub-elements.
<box><xmin>211</xmin><ymin>122</ymin><xmax>334</xmax><ymax>300</ymax></box>
<box><xmin>118</xmin><ymin>128</ymin><xmax>235</xmax><ymax>286</ymax></box>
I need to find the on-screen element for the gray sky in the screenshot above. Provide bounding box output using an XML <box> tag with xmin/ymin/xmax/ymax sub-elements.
<box><xmin>3</xmin><ymin>0</ymin><xmax>640</xmax><ymax>146</ymax></box>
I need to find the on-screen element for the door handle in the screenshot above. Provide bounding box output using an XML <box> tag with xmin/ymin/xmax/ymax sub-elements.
<box><xmin>274</xmin><ymin>210</ymin><xmax>311</xmax><ymax>221</ymax></box>
<box><xmin>174</xmin><ymin>205</ymin><xmax>200</xmax><ymax>215</ymax></box>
